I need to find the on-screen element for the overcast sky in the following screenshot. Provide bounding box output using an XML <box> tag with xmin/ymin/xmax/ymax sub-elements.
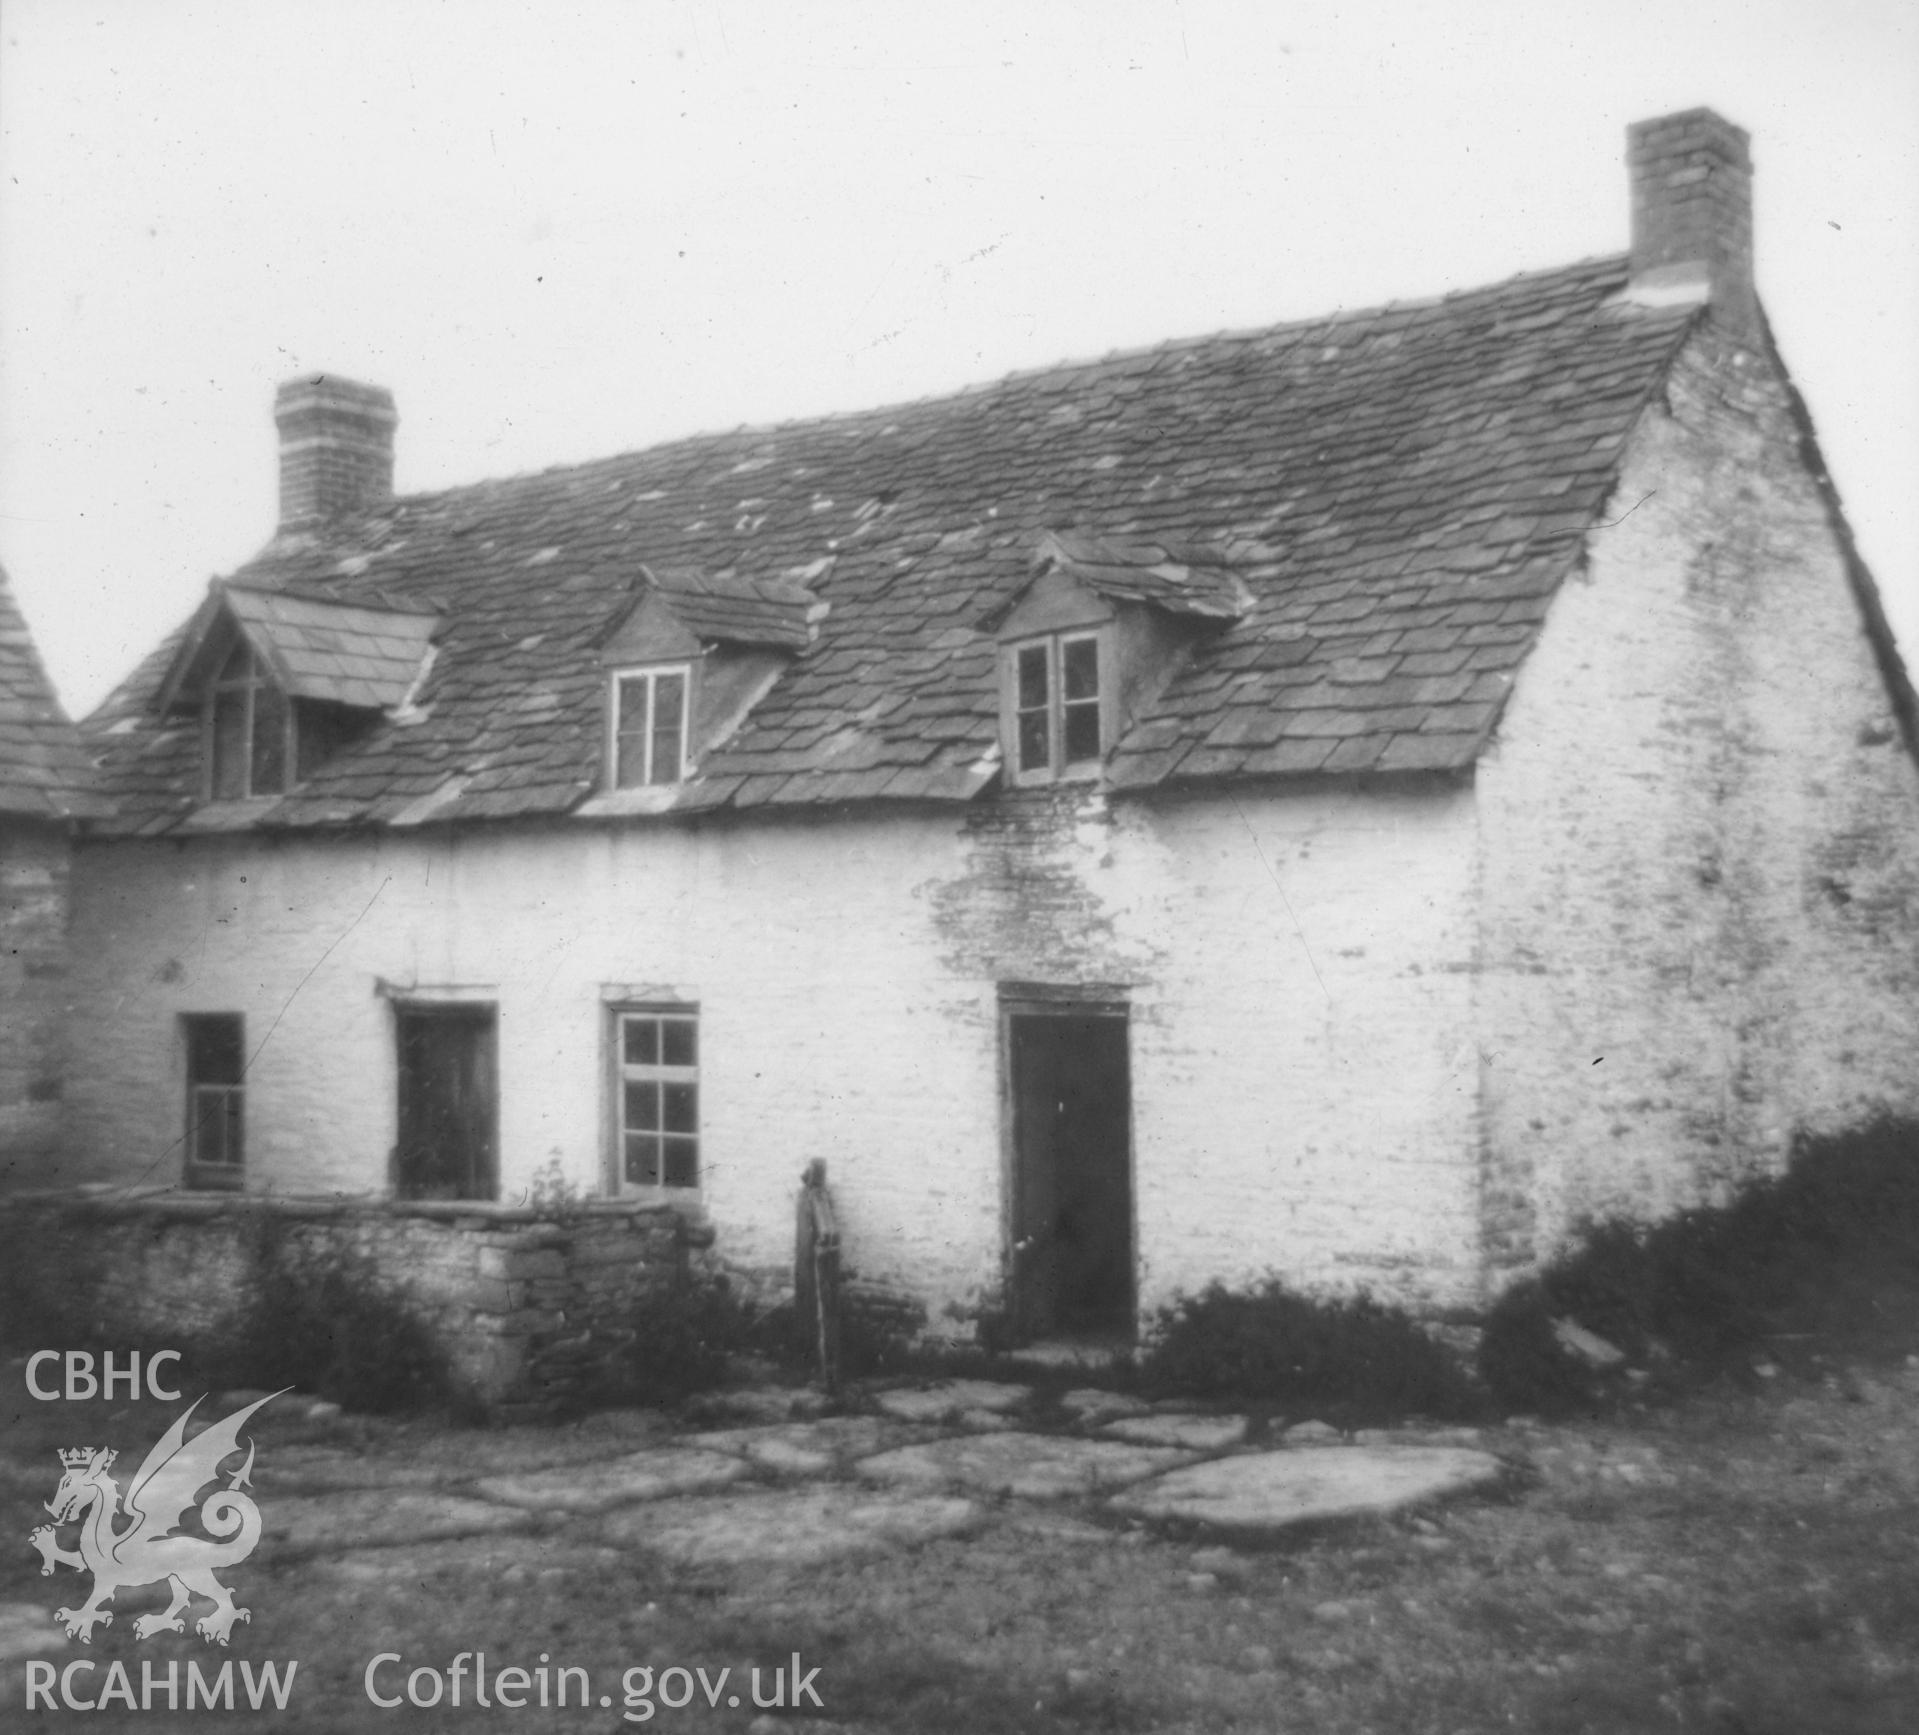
<box><xmin>3</xmin><ymin>0</ymin><xmax>1915</xmax><ymax>719</ymax></box>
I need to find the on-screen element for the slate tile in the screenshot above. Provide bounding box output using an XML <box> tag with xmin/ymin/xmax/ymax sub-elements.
<box><xmin>1236</xmin><ymin>737</ymin><xmax>1336</xmax><ymax>776</ymax></box>
<box><xmin>1321</xmin><ymin>734</ymin><xmax>1390</xmax><ymax>773</ymax></box>
<box><xmin>1377</xmin><ymin>731</ymin><xmax>1485</xmax><ymax>772</ymax></box>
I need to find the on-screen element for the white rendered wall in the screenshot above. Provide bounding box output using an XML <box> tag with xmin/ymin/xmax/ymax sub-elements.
<box><xmin>1474</xmin><ymin>327</ymin><xmax>1919</xmax><ymax>1276</ymax></box>
<box><xmin>64</xmin><ymin>777</ymin><xmax>1485</xmax><ymax>1326</ymax></box>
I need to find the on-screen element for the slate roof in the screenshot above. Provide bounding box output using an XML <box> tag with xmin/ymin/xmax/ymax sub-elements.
<box><xmin>0</xmin><ymin>564</ymin><xmax>109</xmax><ymax>821</ymax></box>
<box><xmin>1033</xmin><ymin>530</ymin><xmax>1251</xmax><ymax>622</ymax></box>
<box><xmin>636</xmin><ymin>565</ymin><xmax>828</xmax><ymax>652</ymax></box>
<box><xmin>85</xmin><ymin>255</ymin><xmax>1703</xmax><ymax>836</ymax></box>
<box><xmin>171</xmin><ymin>583</ymin><xmax>443</xmax><ymax>712</ymax></box>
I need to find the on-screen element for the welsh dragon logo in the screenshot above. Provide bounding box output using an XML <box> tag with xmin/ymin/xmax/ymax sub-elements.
<box><xmin>29</xmin><ymin>1391</ymin><xmax>282</xmax><ymax>1645</ymax></box>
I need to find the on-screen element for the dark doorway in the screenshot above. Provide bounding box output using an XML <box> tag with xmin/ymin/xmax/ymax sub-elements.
<box><xmin>394</xmin><ymin>1005</ymin><xmax>498</xmax><ymax>1201</ymax></box>
<box><xmin>1007</xmin><ymin>1006</ymin><xmax>1134</xmax><ymax>1340</ymax></box>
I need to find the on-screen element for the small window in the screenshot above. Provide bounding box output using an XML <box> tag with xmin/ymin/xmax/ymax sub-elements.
<box><xmin>613</xmin><ymin>1006</ymin><xmax>699</xmax><ymax>1190</ymax></box>
<box><xmin>205</xmin><ymin>641</ymin><xmax>293</xmax><ymax>800</ymax></box>
<box><xmin>1008</xmin><ymin>631</ymin><xmax>1106</xmax><ymax>781</ymax></box>
<box><xmin>183</xmin><ymin>1014</ymin><xmax>244</xmax><ymax>1190</ymax></box>
<box><xmin>612</xmin><ymin>667</ymin><xmax>691</xmax><ymax>788</ymax></box>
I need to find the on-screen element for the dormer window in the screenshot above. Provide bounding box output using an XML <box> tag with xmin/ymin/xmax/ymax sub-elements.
<box><xmin>157</xmin><ymin>580</ymin><xmax>441</xmax><ymax>811</ymax></box>
<box><xmin>997</xmin><ymin>531</ymin><xmax>1253</xmax><ymax>789</ymax></box>
<box><xmin>1012</xmin><ymin>631</ymin><xmax>1106</xmax><ymax>779</ymax></box>
<box><xmin>613</xmin><ymin>666</ymin><xmax>691</xmax><ymax>787</ymax></box>
<box><xmin>208</xmin><ymin>641</ymin><xmax>291</xmax><ymax>799</ymax></box>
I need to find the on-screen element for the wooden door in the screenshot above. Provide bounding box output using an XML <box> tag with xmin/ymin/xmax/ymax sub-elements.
<box><xmin>394</xmin><ymin>1006</ymin><xmax>498</xmax><ymax>1201</ymax></box>
<box><xmin>1007</xmin><ymin>1008</ymin><xmax>1134</xmax><ymax>1341</ymax></box>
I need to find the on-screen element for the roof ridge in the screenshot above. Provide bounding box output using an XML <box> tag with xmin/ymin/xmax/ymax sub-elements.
<box><xmin>358</xmin><ymin>253</ymin><xmax>1637</xmax><ymax>519</ymax></box>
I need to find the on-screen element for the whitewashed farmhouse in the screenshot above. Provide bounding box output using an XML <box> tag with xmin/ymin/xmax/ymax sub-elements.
<box><xmin>50</xmin><ymin>110</ymin><xmax>1919</xmax><ymax>1344</ymax></box>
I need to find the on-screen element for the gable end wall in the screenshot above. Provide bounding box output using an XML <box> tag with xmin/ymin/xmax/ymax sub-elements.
<box><xmin>1474</xmin><ymin>324</ymin><xmax>1919</xmax><ymax>1274</ymax></box>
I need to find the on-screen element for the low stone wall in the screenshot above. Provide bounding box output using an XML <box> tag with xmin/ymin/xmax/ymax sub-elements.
<box><xmin>0</xmin><ymin>1188</ymin><xmax>718</xmax><ymax>1414</ymax></box>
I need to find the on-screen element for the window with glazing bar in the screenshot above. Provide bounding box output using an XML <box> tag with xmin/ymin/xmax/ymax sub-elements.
<box><xmin>614</xmin><ymin>1006</ymin><xmax>699</xmax><ymax>1189</ymax></box>
<box><xmin>612</xmin><ymin>667</ymin><xmax>690</xmax><ymax>787</ymax></box>
<box><xmin>183</xmin><ymin>1013</ymin><xmax>244</xmax><ymax>1189</ymax></box>
<box><xmin>1011</xmin><ymin>631</ymin><xmax>1103</xmax><ymax>779</ymax></box>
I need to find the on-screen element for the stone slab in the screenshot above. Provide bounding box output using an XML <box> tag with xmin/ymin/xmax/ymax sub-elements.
<box><xmin>605</xmin><ymin>1487</ymin><xmax>981</xmax><ymax>1569</ymax></box>
<box><xmin>0</xmin><ymin>1603</ymin><xmax>63</xmax><ymax>1664</ymax></box>
<box><xmin>476</xmin><ymin>1447</ymin><xmax>751</xmax><ymax>1513</ymax></box>
<box><xmin>1060</xmin><ymin>1388</ymin><xmax>1152</xmax><ymax>1425</ymax></box>
<box><xmin>856</xmin><ymin>1432</ymin><xmax>1190</xmax><ymax>1499</ymax></box>
<box><xmin>260</xmin><ymin>1446</ymin><xmax>448</xmax><ymax>1492</ymax></box>
<box><xmin>1109</xmin><ymin>1446</ymin><xmax>1504</xmax><ymax>1533</ymax></box>
<box><xmin>312</xmin><ymin>1536</ymin><xmax>620</xmax><ymax>1584</ymax></box>
<box><xmin>682</xmin><ymin>1385</ymin><xmax>822</xmax><ymax>1425</ymax></box>
<box><xmin>685</xmin><ymin>1416</ymin><xmax>906</xmax><ymax>1475</ymax></box>
<box><xmin>1104</xmin><ymin>1413</ymin><xmax>1250</xmax><ymax>1452</ymax></box>
<box><xmin>262</xmin><ymin>1490</ymin><xmax>532</xmax><ymax>1554</ymax></box>
<box><xmin>873</xmin><ymin>1380</ymin><xmax>1032</xmax><ymax>1422</ymax></box>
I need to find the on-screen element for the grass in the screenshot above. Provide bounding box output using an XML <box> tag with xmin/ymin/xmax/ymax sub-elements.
<box><xmin>6</xmin><ymin>1344</ymin><xmax>1917</xmax><ymax>1731</ymax></box>
<box><xmin>6</xmin><ymin>1118</ymin><xmax>1918</xmax><ymax>1730</ymax></box>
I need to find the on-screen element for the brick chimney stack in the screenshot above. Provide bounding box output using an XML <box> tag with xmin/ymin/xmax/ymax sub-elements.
<box><xmin>1626</xmin><ymin>108</ymin><xmax>1757</xmax><ymax>342</ymax></box>
<box><xmin>273</xmin><ymin>374</ymin><xmax>397</xmax><ymax>527</ymax></box>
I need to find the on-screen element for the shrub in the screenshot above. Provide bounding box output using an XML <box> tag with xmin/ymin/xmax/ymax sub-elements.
<box><xmin>1139</xmin><ymin>1279</ymin><xmax>1480</xmax><ymax>1423</ymax></box>
<box><xmin>197</xmin><ymin>1217</ymin><xmax>449</xmax><ymax>1413</ymax></box>
<box><xmin>591</xmin><ymin>1277</ymin><xmax>748</xmax><ymax>1408</ymax></box>
<box><xmin>1479</xmin><ymin>1116</ymin><xmax>1919</xmax><ymax>1414</ymax></box>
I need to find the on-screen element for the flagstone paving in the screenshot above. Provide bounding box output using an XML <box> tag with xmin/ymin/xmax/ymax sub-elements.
<box><xmin>475</xmin><ymin>1446</ymin><xmax>752</xmax><ymax>1513</ymax></box>
<box><xmin>685</xmin><ymin>1415</ymin><xmax>915</xmax><ymax>1475</ymax></box>
<box><xmin>1107</xmin><ymin>1444</ymin><xmax>1506</xmax><ymax>1534</ymax></box>
<box><xmin>1059</xmin><ymin>1388</ymin><xmax>1153</xmax><ymax>1425</ymax></box>
<box><xmin>1102</xmin><ymin>1413</ymin><xmax>1250</xmax><ymax>1451</ymax></box>
<box><xmin>0</xmin><ymin>1603</ymin><xmax>62</xmax><ymax>1663</ymax></box>
<box><xmin>311</xmin><ymin>1536</ymin><xmax>627</xmax><ymax>1584</ymax></box>
<box><xmin>856</xmin><ymin>1432</ymin><xmax>1192</xmax><ymax>1499</ymax></box>
<box><xmin>872</xmin><ymin>1379</ymin><xmax>1032</xmax><ymax>1423</ymax></box>
<box><xmin>605</xmin><ymin>1487</ymin><xmax>983</xmax><ymax>1569</ymax></box>
<box><xmin>261</xmin><ymin>1489</ymin><xmax>534</xmax><ymax>1555</ymax></box>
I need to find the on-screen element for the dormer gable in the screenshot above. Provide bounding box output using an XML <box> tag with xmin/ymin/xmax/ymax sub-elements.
<box><xmin>996</xmin><ymin>531</ymin><xmax>1249</xmax><ymax>785</ymax></box>
<box><xmin>586</xmin><ymin>564</ymin><xmax>828</xmax><ymax>808</ymax></box>
<box><xmin>156</xmin><ymin>580</ymin><xmax>440</xmax><ymax>804</ymax></box>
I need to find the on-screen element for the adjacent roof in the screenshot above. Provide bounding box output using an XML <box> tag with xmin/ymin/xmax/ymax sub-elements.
<box><xmin>634</xmin><ymin>565</ymin><xmax>827</xmax><ymax>652</ymax></box>
<box><xmin>1030</xmin><ymin>529</ymin><xmax>1251</xmax><ymax>622</ymax></box>
<box><xmin>159</xmin><ymin>582</ymin><xmax>441</xmax><ymax>713</ymax></box>
<box><xmin>85</xmin><ymin>255</ymin><xmax>1705</xmax><ymax>836</ymax></box>
<box><xmin>0</xmin><ymin>564</ymin><xmax>110</xmax><ymax>821</ymax></box>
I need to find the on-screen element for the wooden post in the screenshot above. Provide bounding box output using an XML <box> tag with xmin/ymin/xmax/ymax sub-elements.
<box><xmin>795</xmin><ymin>1159</ymin><xmax>842</xmax><ymax>1394</ymax></box>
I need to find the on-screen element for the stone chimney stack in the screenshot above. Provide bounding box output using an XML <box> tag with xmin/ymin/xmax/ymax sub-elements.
<box><xmin>1626</xmin><ymin>108</ymin><xmax>1757</xmax><ymax>342</ymax></box>
<box><xmin>273</xmin><ymin>374</ymin><xmax>397</xmax><ymax>528</ymax></box>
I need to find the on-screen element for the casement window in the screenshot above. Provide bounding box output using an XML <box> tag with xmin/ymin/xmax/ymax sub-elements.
<box><xmin>1008</xmin><ymin>631</ymin><xmax>1106</xmax><ymax>781</ymax></box>
<box><xmin>206</xmin><ymin>641</ymin><xmax>292</xmax><ymax>800</ymax></box>
<box><xmin>611</xmin><ymin>666</ymin><xmax>691</xmax><ymax>788</ymax></box>
<box><xmin>183</xmin><ymin>1014</ymin><xmax>245</xmax><ymax>1190</ymax></box>
<box><xmin>613</xmin><ymin>1006</ymin><xmax>700</xmax><ymax>1190</ymax></box>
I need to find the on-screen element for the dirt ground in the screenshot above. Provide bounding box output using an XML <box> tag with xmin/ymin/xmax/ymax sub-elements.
<box><xmin>5</xmin><ymin>1357</ymin><xmax>1918</xmax><ymax>1733</ymax></box>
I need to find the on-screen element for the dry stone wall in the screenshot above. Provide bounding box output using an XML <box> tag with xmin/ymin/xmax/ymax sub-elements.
<box><xmin>0</xmin><ymin>1191</ymin><xmax>713</xmax><ymax>1413</ymax></box>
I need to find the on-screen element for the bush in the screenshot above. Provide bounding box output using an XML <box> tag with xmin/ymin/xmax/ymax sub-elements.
<box><xmin>1479</xmin><ymin>1117</ymin><xmax>1919</xmax><ymax>1414</ymax></box>
<box><xmin>591</xmin><ymin>1278</ymin><xmax>748</xmax><ymax>1408</ymax></box>
<box><xmin>1139</xmin><ymin>1279</ymin><xmax>1480</xmax><ymax>1423</ymax></box>
<box><xmin>198</xmin><ymin>1217</ymin><xmax>450</xmax><ymax>1414</ymax></box>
